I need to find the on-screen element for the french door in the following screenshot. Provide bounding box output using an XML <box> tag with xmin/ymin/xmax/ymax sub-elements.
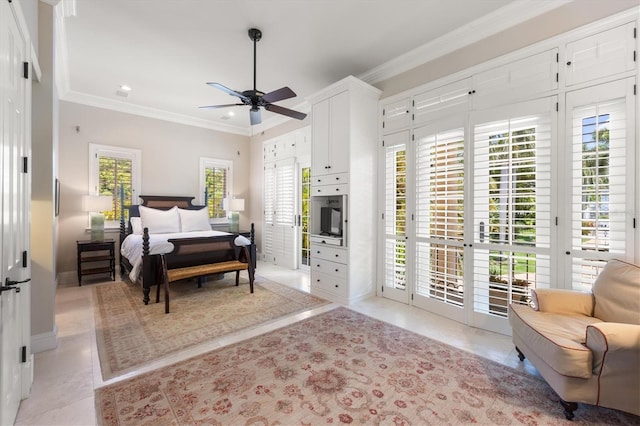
<box><xmin>380</xmin><ymin>130</ymin><xmax>410</xmax><ymax>303</ymax></box>
<box><xmin>561</xmin><ymin>78</ymin><xmax>636</xmax><ymax>289</ymax></box>
<box><xmin>411</xmin><ymin>118</ymin><xmax>466</xmax><ymax>323</ymax></box>
<box><xmin>470</xmin><ymin>97</ymin><xmax>555</xmax><ymax>334</ymax></box>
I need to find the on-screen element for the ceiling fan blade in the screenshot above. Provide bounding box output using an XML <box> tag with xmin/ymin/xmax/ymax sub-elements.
<box><xmin>199</xmin><ymin>103</ymin><xmax>245</xmax><ymax>109</ymax></box>
<box><xmin>264</xmin><ymin>103</ymin><xmax>307</xmax><ymax>120</ymax></box>
<box><xmin>250</xmin><ymin>108</ymin><xmax>262</xmax><ymax>125</ymax></box>
<box><xmin>261</xmin><ymin>86</ymin><xmax>296</xmax><ymax>104</ymax></box>
<box><xmin>207</xmin><ymin>82</ymin><xmax>250</xmax><ymax>102</ymax></box>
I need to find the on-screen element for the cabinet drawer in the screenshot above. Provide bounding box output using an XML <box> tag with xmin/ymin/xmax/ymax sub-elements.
<box><xmin>311</xmin><ymin>271</ymin><xmax>348</xmax><ymax>298</ymax></box>
<box><xmin>312</xmin><ymin>183</ymin><xmax>348</xmax><ymax>195</ymax></box>
<box><xmin>310</xmin><ymin>235</ymin><xmax>343</xmax><ymax>246</ymax></box>
<box><xmin>311</xmin><ymin>244</ymin><xmax>346</xmax><ymax>264</ymax></box>
<box><xmin>312</xmin><ymin>258</ymin><xmax>347</xmax><ymax>280</ymax></box>
<box><xmin>313</xmin><ymin>173</ymin><xmax>348</xmax><ymax>186</ymax></box>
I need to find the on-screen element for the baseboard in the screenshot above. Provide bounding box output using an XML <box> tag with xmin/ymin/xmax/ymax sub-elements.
<box><xmin>31</xmin><ymin>325</ymin><xmax>58</xmax><ymax>353</ymax></box>
<box><xmin>57</xmin><ymin>270</ymin><xmax>77</xmax><ymax>286</ymax></box>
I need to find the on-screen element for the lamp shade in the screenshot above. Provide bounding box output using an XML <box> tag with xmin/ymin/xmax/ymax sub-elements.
<box><xmin>223</xmin><ymin>198</ymin><xmax>245</xmax><ymax>212</ymax></box>
<box><xmin>82</xmin><ymin>195</ymin><xmax>112</xmax><ymax>212</ymax></box>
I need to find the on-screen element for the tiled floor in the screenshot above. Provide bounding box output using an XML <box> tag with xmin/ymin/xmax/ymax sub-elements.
<box><xmin>14</xmin><ymin>262</ymin><xmax>536</xmax><ymax>425</ymax></box>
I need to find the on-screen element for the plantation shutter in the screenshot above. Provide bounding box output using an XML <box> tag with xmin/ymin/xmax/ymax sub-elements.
<box><xmin>263</xmin><ymin>162</ymin><xmax>276</xmax><ymax>261</ymax></box>
<box><xmin>382</xmin><ymin>131</ymin><xmax>409</xmax><ymax>299</ymax></box>
<box><xmin>414</xmin><ymin>125</ymin><xmax>465</xmax><ymax>307</ymax></box>
<box><xmin>275</xmin><ymin>159</ymin><xmax>295</xmax><ymax>226</ymax></box>
<box><xmin>472</xmin><ymin>98</ymin><xmax>553</xmax><ymax>321</ymax></box>
<box><xmin>565</xmin><ymin>78</ymin><xmax>635</xmax><ymax>291</ymax></box>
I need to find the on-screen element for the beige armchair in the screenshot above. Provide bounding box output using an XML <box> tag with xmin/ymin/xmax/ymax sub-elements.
<box><xmin>508</xmin><ymin>258</ymin><xmax>640</xmax><ymax>420</ymax></box>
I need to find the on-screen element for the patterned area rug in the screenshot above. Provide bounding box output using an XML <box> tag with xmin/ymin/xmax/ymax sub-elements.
<box><xmin>95</xmin><ymin>307</ymin><xmax>639</xmax><ymax>425</ymax></box>
<box><xmin>93</xmin><ymin>277</ymin><xmax>327</xmax><ymax>380</ymax></box>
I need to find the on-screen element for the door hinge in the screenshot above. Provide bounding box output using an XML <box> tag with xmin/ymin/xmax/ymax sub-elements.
<box><xmin>556</xmin><ymin>73</ymin><xmax>558</xmax><ymax>83</ymax></box>
<box><xmin>634</xmin><ymin>84</ymin><xmax>637</xmax><ymax>96</ymax></box>
<box><xmin>21</xmin><ymin>346</ymin><xmax>26</xmax><ymax>363</ymax></box>
<box><xmin>555</xmin><ymin>217</ymin><xmax>558</xmax><ymax>226</ymax></box>
<box><xmin>23</xmin><ymin>62</ymin><xmax>28</xmax><ymax>79</ymax></box>
<box><xmin>634</xmin><ymin>218</ymin><xmax>636</xmax><ymax>229</ymax></box>
<box><xmin>381</xmin><ymin>286</ymin><xmax>384</xmax><ymax>293</ymax></box>
<box><xmin>381</xmin><ymin>213</ymin><xmax>385</xmax><ymax>220</ymax></box>
<box><xmin>556</xmin><ymin>102</ymin><xmax>559</xmax><ymax>112</ymax></box>
<box><xmin>382</xmin><ymin>109</ymin><xmax>386</xmax><ymax>116</ymax></box>
<box><xmin>382</xmin><ymin>140</ymin><xmax>385</xmax><ymax>147</ymax></box>
<box><xmin>634</xmin><ymin>51</ymin><xmax>637</xmax><ymax>62</ymax></box>
<box><xmin>22</xmin><ymin>157</ymin><xmax>28</xmax><ymax>173</ymax></box>
<box><xmin>556</xmin><ymin>52</ymin><xmax>559</xmax><ymax>62</ymax></box>
<box><xmin>411</xmin><ymin>293</ymin><xmax>414</xmax><ymax>301</ymax></box>
<box><xmin>22</xmin><ymin>251</ymin><xmax>27</xmax><ymax>267</ymax></box>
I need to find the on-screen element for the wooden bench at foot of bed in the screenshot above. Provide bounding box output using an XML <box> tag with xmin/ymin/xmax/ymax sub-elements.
<box><xmin>158</xmin><ymin>234</ymin><xmax>255</xmax><ymax>313</ymax></box>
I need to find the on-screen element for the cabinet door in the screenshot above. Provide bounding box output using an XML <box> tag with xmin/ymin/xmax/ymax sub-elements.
<box><xmin>382</xmin><ymin>97</ymin><xmax>411</xmax><ymax>134</ymax></box>
<box><xmin>312</xmin><ymin>99</ymin><xmax>330</xmax><ymax>177</ymax></box>
<box><xmin>328</xmin><ymin>91</ymin><xmax>350</xmax><ymax>175</ymax></box>
<box><xmin>565</xmin><ymin>22</ymin><xmax>635</xmax><ymax>86</ymax></box>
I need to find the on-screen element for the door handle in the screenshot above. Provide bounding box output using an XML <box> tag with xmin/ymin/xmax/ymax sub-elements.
<box><xmin>2</xmin><ymin>277</ymin><xmax>31</xmax><ymax>293</ymax></box>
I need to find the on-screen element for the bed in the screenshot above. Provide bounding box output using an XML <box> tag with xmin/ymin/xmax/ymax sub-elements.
<box><xmin>119</xmin><ymin>195</ymin><xmax>256</xmax><ymax>305</ymax></box>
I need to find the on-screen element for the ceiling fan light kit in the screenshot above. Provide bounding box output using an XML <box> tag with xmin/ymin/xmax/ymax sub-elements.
<box><xmin>201</xmin><ymin>28</ymin><xmax>307</xmax><ymax>125</ymax></box>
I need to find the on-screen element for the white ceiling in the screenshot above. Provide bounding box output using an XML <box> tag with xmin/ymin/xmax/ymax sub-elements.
<box><xmin>55</xmin><ymin>0</ymin><xmax>568</xmax><ymax>135</ymax></box>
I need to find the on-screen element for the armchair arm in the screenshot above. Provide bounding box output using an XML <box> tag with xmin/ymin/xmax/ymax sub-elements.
<box><xmin>531</xmin><ymin>288</ymin><xmax>594</xmax><ymax>315</ymax></box>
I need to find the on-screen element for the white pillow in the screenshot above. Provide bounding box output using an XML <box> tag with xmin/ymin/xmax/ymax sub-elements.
<box><xmin>234</xmin><ymin>235</ymin><xmax>251</xmax><ymax>246</ymax></box>
<box><xmin>178</xmin><ymin>207</ymin><xmax>211</xmax><ymax>232</ymax></box>
<box><xmin>139</xmin><ymin>205</ymin><xmax>180</xmax><ymax>234</ymax></box>
<box><xmin>130</xmin><ymin>217</ymin><xmax>143</xmax><ymax>235</ymax></box>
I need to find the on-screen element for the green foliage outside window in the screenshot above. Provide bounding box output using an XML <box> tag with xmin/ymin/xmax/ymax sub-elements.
<box><xmin>98</xmin><ymin>156</ymin><xmax>132</xmax><ymax>221</ymax></box>
<box><xmin>205</xmin><ymin>167</ymin><xmax>227</xmax><ymax>219</ymax></box>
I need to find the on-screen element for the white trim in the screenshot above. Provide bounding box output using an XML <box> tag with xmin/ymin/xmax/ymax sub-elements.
<box><xmin>30</xmin><ymin>325</ymin><xmax>58</xmax><ymax>353</ymax></box>
<box><xmin>358</xmin><ymin>0</ymin><xmax>572</xmax><ymax>85</ymax></box>
<box><xmin>62</xmin><ymin>90</ymin><xmax>252</xmax><ymax>136</ymax></box>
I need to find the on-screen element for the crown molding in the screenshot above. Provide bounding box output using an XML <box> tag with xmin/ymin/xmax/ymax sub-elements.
<box><xmin>60</xmin><ymin>90</ymin><xmax>252</xmax><ymax>136</ymax></box>
<box><xmin>358</xmin><ymin>0</ymin><xmax>573</xmax><ymax>85</ymax></box>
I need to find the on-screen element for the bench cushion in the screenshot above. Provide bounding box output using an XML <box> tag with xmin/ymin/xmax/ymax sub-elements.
<box><xmin>509</xmin><ymin>303</ymin><xmax>601</xmax><ymax>379</ymax></box>
<box><xmin>166</xmin><ymin>260</ymin><xmax>248</xmax><ymax>283</ymax></box>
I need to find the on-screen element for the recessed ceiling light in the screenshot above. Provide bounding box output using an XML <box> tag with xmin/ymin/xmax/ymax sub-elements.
<box><xmin>228</xmin><ymin>111</ymin><xmax>235</xmax><ymax>117</ymax></box>
<box><xmin>120</xmin><ymin>85</ymin><xmax>131</xmax><ymax>92</ymax></box>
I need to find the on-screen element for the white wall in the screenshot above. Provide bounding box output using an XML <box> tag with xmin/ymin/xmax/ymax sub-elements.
<box><xmin>56</xmin><ymin>101</ymin><xmax>250</xmax><ymax>278</ymax></box>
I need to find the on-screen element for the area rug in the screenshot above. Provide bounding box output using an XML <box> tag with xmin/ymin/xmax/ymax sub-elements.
<box><xmin>93</xmin><ymin>277</ymin><xmax>327</xmax><ymax>380</ymax></box>
<box><xmin>95</xmin><ymin>307</ymin><xmax>639</xmax><ymax>425</ymax></box>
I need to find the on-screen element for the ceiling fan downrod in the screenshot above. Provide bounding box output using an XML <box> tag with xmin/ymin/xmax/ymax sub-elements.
<box><xmin>248</xmin><ymin>28</ymin><xmax>262</xmax><ymax>92</ymax></box>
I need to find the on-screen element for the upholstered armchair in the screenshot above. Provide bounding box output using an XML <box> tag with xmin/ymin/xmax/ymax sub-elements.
<box><xmin>508</xmin><ymin>259</ymin><xmax>640</xmax><ymax>420</ymax></box>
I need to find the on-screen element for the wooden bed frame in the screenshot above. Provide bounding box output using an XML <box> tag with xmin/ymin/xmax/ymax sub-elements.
<box><xmin>119</xmin><ymin>195</ymin><xmax>256</xmax><ymax>305</ymax></box>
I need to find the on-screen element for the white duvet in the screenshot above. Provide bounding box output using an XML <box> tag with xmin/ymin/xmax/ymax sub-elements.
<box><xmin>120</xmin><ymin>230</ymin><xmax>231</xmax><ymax>282</ymax></box>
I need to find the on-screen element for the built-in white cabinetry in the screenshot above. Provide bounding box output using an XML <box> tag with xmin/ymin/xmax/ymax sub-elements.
<box><xmin>307</xmin><ymin>76</ymin><xmax>381</xmax><ymax>304</ymax></box>
<box><xmin>564</xmin><ymin>22</ymin><xmax>636</xmax><ymax>86</ymax></box>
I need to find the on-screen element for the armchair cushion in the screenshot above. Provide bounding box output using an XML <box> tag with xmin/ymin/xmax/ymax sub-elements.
<box><xmin>592</xmin><ymin>259</ymin><xmax>640</xmax><ymax>324</ymax></box>
<box><xmin>531</xmin><ymin>288</ymin><xmax>594</xmax><ymax>315</ymax></box>
<box><xmin>509</xmin><ymin>303</ymin><xmax>600</xmax><ymax>379</ymax></box>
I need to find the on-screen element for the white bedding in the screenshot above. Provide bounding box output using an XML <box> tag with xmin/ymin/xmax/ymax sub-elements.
<box><xmin>120</xmin><ymin>230</ymin><xmax>231</xmax><ymax>282</ymax></box>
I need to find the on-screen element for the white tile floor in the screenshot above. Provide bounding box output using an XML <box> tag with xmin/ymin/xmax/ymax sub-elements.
<box><xmin>14</xmin><ymin>262</ymin><xmax>537</xmax><ymax>425</ymax></box>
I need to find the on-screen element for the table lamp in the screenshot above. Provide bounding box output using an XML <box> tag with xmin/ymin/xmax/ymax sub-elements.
<box><xmin>82</xmin><ymin>195</ymin><xmax>112</xmax><ymax>240</ymax></box>
<box><xmin>223</xmin><ymin>197</ymin><xmax>245</xmax><ymax>233</ymax></box>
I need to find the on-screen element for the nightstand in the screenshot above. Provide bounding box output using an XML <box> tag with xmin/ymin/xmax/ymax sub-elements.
<box><xmin>77</xmin><ymin>239</ymin><xmax>115</xmax><ymax>285</ymax></box>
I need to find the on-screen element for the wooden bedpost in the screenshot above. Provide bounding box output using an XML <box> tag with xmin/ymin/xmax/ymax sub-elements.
<box><xmin>141</xmin><ymin>227</ymin><xmax>151</xmax><ymax>304</ymax></box>
<box><xmin>119</xmin><ymin>216</ymin><xmax>126</xmax><ymax>276</ymax></box>
<box><xmin>250</xmin><ymin>223</ymin><xmax>256</xmax><ymax>270</ymax></box>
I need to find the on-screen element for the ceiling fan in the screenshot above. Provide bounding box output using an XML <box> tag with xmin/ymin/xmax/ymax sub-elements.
<box><xmin>201</xmin><ymin>28</ymin><xmax>307</xmax><ymax>125</ymax></box>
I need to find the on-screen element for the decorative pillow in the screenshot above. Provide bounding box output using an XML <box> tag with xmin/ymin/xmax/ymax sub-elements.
<box><xmin>130</xmin><ymin>217</ymin><xmax>143</xmax><ymax>235</ymax></box>
<box><xmin>234</xmin><ymin>235</ymin><xmax>251</xmax><ymax>246</ymax></box>
<box><xmin>179</xmin><ymin>207</ymin><xmax>211</xmax><ymax>232</ymax></box>
<box><xmin>139</xmin><ymin>205</ymin><xmax>180</xmax><ymax>234</ymax></box>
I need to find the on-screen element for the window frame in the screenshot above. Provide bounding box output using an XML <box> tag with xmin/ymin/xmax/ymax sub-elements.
<box><xmin>199</xmin><ymin>157</ymin><xmax>233</xmax><ymax>224</ymax></box>
<box><xmin>88</xmin><ymin>143</ymin><xmax>141</xmax><ymax>228</ymax></box>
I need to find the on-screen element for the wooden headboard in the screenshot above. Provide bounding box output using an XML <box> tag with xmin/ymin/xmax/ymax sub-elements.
<box><xmin>120</xmin><ymin>195</ymin><xmax>206</xmax><ymax>236</ymax></box>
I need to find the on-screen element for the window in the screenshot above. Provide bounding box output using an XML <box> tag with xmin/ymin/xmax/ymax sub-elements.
<box><xmin>199</xmin><ymin>158</ymin><xmax>232</xmax><ymax>223</ymax></box>
<box><xmin>89</xmin><ymin>144</ymin><xmax>141</xmax><ymax>226</ymax></box>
